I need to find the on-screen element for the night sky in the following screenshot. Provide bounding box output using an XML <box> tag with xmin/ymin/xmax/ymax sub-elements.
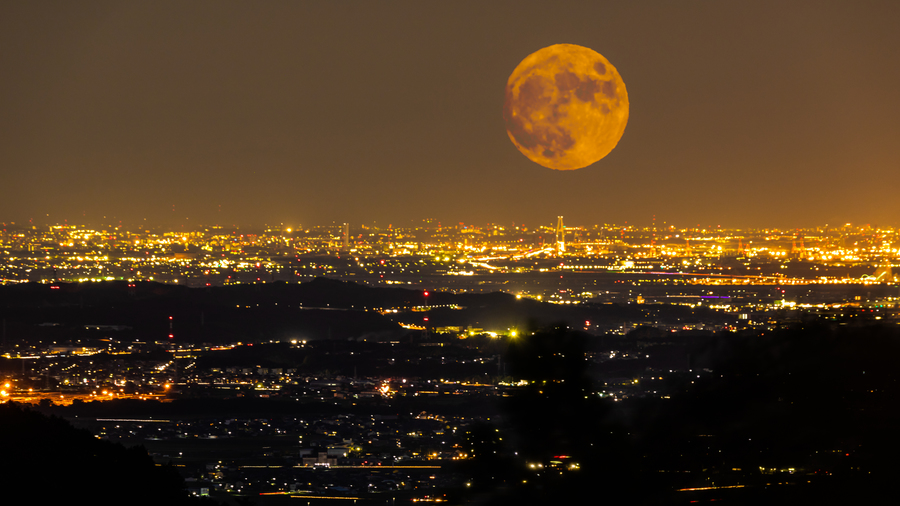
<box><xmin>2</xmin><ymin>1</ymin><xmax>899</xmax><ymax>229</ymax></box>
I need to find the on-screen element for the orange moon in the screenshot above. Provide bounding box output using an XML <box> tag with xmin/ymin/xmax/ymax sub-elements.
<box><xmin>503</xmin><ymin>44</ymin><xmax>628</xmax><ymax>170</ymax></box>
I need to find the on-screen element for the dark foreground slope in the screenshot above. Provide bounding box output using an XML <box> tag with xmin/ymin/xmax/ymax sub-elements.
<box><xmin>0</xmin><ymin>402</ymin><xmax>214</xmax><ymax>506</ymax></box>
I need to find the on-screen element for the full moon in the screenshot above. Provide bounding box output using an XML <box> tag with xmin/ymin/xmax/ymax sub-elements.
<box><xmin>503</xmin><ymin>44</ymin><xmax>628</xmax><ymax>171</ymax></box>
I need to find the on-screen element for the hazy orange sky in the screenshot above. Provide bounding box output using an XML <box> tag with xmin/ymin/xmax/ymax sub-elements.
<box><xmin>2</xmin><ymin>1</ymin><xmax>899</xmax><ymax>229</ymax></box>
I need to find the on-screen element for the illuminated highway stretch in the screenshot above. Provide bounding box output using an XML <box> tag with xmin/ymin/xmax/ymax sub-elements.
<box><xmin>0</xmin><ymin>390</ymin><xmax>169</xmax><ymax>406</ymax></box>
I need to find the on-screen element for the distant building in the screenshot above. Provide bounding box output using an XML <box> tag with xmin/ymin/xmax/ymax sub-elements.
<box><xmin>342</xmin><ymin>223</ymin><xmax>350</xmax><ymax>251</ymax></box>
<box><xmin>300</xmin><ymin>447</ymin><xmax>346</xmax><ymax>467</ymax></box>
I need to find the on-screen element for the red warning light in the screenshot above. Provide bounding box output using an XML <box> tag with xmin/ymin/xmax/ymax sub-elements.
<box><xmin>424</xmin><ymin>291</ymin><xmax>429</xmax><ymax>297</ymax></box>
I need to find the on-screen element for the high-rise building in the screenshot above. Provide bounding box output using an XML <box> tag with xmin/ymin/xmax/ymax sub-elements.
<box><xmin>342</xmin><ymin>223</ymin><xmax>350</xmax><ymax>252</ymax></box>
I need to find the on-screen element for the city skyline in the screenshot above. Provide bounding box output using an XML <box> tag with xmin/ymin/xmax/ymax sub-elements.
<box><xmin>4</xmin><ymin>217</ymin><xmax>900</xmax><ymax>292</ymax></box>
<box><xmin>3</xmin><ymin>1</ymin><xmax>900</xmax><ymax>228</ymax></box>
<box><xmin>2</xmin><ymin>214</ymin><xmax>897</xmax><ymax>235</ymax></box>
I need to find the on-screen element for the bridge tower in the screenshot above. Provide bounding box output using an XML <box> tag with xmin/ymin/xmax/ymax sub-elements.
<box><xmin>556</xmin><ymin>216</ymin><xmax>565</xmax><ymax>255</ymax></box>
